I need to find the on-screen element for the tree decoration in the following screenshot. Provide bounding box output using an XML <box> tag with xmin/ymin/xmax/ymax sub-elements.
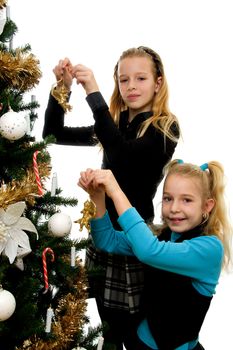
<box><xmin>75</xmin><ymin>199</ymin><xmax>96</xmax><ymax>232</ymax></box>
<box><xmin>0</xmin><ymin>17</ymin><xmax>6</xmax><ymax>35</ymax></box>
<box><xmin>0</xmin><ymin>108</ymin><xmax>27</xmax><ymax>140</ymax></box>
<box><xmin>0</xmin><ymin>166</ymin><xmax>51</xmax><ymax>209</ymax></box>
<box><xmin>14</xmin><ymin>245</ymin><xmax>32</xmax><ymax>271</ymax></box>
<box><xmin>16</xmin><ymin>259</ymin><xmax>88</xmax><ymax>350</ymax></box>
<box><xmin>48</xmin><ymin>212</ymin><xmax>72</xmax><ymax>237</ymax></box>
<box><xmin>0</xmin><ymin>0</ymin><xmax>7</xmax><ymax>10</ymax></box>
<box><xmin>0</xmin><ymin>201</ymin><xmax>38</xmax><ymax>264</ymax></box>
<box><xmin>51</xmin><ymin>172</ymin><xmax>58</xmax><ymax>196</ymax></box>
<box><xmin>0</xmin><ymin>3</ymin><xmax>99</xmax><ymax>348</ymax></box>
<box><xmin>42</xmin><ymin>247</ymin><xmax>55</xmax><ymax>292</ymax></box>
<box><xmin>33</xmin><ymin>150</ymin><xmax>44</xmax><ymax>196</ymax></box>
<box><xmin>0</xmin><ymin>49</ymin><xmax>42</xmax><ymax>92</ymax></box>
<box><xmin>0</xmin><ymin>285</ymin><xmax>16</xmax><ymax>322</ymax></box>
<box><xmin>45</xmin><ymin>306</ymin><xmax>54</xmax><ymax>333</ymax></box>
<box><xmin>71</xmin><ymin>246</ymin><xmax>76</xmax><ymax>267</ymax></box>
<box><xmin>51</xmin><ymin>79</ymin><xmax>72</xmax><ymax>113</ymax></box>
<box><xmin>97</xmin><ymin>337</ymin><xmax>104</xmax><ymax>350</ymax></box>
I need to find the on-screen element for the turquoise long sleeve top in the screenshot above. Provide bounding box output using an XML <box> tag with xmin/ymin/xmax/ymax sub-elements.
<box><xmin>90</xmin><ymin>207</ymin><xmax>223</xmax><ymax>350</ymax></box>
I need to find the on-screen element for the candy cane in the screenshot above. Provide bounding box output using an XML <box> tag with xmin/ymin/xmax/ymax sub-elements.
<box><xmin>42</xmin><ymin>247</ymin><xmax>55</xmax><ymax>291</ymax></box>
<box><xmin>33</xmin><ymin>150</ymin><xmax>43</xmax><ymax>196</ymax></box>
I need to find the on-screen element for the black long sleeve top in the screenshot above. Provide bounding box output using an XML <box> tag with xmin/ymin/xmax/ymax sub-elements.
<box><xmin>43</xmin><ymin>91</ymin><xmax>179</xmax><ymax>227</ymax></box>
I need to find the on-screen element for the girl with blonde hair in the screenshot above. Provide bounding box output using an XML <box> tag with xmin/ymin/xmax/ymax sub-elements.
<box><xmin>43</xmin><ymin>46</ymin><xmax>180</xmax><ymax>349</ymax></box>
<box><xmin>78</xmin><ymin>159</ymin><xmax>232</xmax><ymax>350</ymax></box>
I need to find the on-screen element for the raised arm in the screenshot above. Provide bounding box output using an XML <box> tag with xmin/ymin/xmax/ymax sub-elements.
<box><xmin>72</xmin><ymin>64</ymin><xmax>99</xmax><ymax>95</ymax></box>
<box><xmin>79</xmin><ymin>169</ymin><xmax>132</xmax><ymax>217</ymax></box>
<box><xmin>42</xmin><ymin>59</ymin><xmax>97</xmax><ymax>146</ymax></box>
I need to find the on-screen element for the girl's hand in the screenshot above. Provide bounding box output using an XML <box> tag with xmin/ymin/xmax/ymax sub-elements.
<box><xmin>91</xmin><ymin>170</ymin><xmax>122</xmax><ymax>199</ymax></box>
<box><xmin>53</xmin><ymin>58</ymin><xmax>73</xmax><ymax>91</ymax></box>
<box><xmin>78</xmin><ymin>169</ymin><xmax>106</xmax><ymax>217</ymax></box>
<box><xmin>78</xmin><ymin>168</ymin><xmax>94</xmax><ymax>193</ymax></box>
<box><xmin>78</xmin><ymin>168</ymin><xmax>105</xmax><ymax>198</ymax></box>
<box><xmin>72</xmin><ymin>64</ymin><xmax>99</xmax><ymax>95</ymax></box>
<box><xmin>78</xmin><ymin>169</ymin><xmax>120</xmax><ymax>201</ymax></box>
<box><xmin>91</xmin><ymin>169</ymin><xmax>132</xmax><ymax>216</ymax></box>
<box><xmin>79</xmin><ymin>169</ymin><xmax>131</xmax><ymax>217</ymax></box>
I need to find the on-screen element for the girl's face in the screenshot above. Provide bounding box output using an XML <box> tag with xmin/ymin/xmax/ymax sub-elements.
<box><xmin>118</xmin><ymin>56</ymin><xmax>161</xmax><ymax>118</ymax></box>
<box><xmin>162</xmin><ymin>174</ymin><xmax>213</xmax><ymax>233</ymax></box>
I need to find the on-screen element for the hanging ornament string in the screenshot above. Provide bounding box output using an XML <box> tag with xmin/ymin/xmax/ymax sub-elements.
<box><xmin>42</xmin><ymin>247</ymin><xmax>55</xmax><ymax>292</ymax></box>
<box><xmin>33</xmin><ymin>150</ymin><xmax>44</xmax><ymax>196</ymax></box>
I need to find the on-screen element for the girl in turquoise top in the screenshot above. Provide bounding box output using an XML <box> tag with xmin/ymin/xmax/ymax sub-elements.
<box><xmin>78</xmin><ymin>160</ymin><xmax>232</xmax><ymax>350</ymax></box>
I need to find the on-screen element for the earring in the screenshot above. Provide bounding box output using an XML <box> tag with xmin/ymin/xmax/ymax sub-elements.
<box><xmin>202</xmin><ymin>212</ymin><xmax>209</xmax><ymax>224</ymax></box>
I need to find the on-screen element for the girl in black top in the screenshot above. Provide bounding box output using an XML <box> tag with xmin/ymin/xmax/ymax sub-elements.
<box><xmin>42</xmin><ymin>46</ymin><xmax>180</xmax><ymax>350</ymax></box>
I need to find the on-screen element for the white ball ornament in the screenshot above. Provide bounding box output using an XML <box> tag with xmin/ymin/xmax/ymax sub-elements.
<box><xmin>0</xmin><ymin>287</ymin><xmax>16</xmax><ymax>321</ymax></box>
<box><xmin>48</xmin><ymin>212</ymin><xmax>72</xmax><ymax>237</ymax></box>
<box><xmin>0</xmin><ymin>110</ymin><xmax>27</xmax><ymax>141</ymax></box>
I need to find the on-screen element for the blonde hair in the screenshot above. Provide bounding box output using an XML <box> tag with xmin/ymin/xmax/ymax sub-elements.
<box><xmin>161</xmin><ymin>159</ymin><xmax>233</xmax><ymax>270</ymax></box>
<box><xmin>109</xmin><ymin>46</ymin><xmax>180</xmax><ymax>142</ymax></box>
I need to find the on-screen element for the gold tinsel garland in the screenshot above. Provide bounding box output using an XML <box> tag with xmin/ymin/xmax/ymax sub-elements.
<box><xmin>0</xmin><ymin>163</ymin><xmax>51</xmax><ymax>208</ymax></box>
<box><xmin>16</xmin><ymin>259</ymin><xmax>88</xmax><ymax>350</ymax></box>
<box><xmin>0</xmin><ymin>49</ymin><xmax>42</xmax><ymax>92</ymax></box>
<box><xmin>0</xmin><ymin>0</ymin><xmax>7</xmax><ymax>9</ymax></box>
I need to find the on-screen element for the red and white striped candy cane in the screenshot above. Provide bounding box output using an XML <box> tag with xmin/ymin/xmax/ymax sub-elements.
<box><xmin>42</xmin><ymin>247</ymin><xmax>55</xmax><ymax>291</ymax></box>
<box><xmin>33</xmin><ymin>150</ymin><xmax>43</xmax><ymax>196</ymax></box>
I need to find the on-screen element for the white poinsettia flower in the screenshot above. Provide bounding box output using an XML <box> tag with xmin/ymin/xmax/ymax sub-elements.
<box><xmin>0</xmin><ymin>201</ymin><xmax>38</xmax><ymax>264</ymax></box>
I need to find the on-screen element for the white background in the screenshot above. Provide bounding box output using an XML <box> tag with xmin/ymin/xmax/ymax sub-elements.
<box><xmin>5</xmin><ymin>1</ymin><xmax>233</xmax><ymax>348</ymax></box>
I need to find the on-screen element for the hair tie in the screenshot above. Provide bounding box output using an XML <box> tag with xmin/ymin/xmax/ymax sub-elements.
<box><xmin>177</xmin><ymin>159</ymin><xmax>184</xmax><ymax>164</ymax></box>
<box><xmin>200</xmin><ymin>163</ymin><xmax>208</xmax><ymax>171</ymax></box>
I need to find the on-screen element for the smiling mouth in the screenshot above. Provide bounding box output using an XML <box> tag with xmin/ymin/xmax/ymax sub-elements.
<box><xmin>127</xmin><ymin>95</ymin><xmax>139</xmax><ymax>100</ymax></box>
<box><xmin>169</xmin><ymin>218</ymin><xmax>185</xmax><ymax>224</ymax></box>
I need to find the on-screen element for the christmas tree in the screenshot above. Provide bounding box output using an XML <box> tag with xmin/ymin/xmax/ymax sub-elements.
<box><xmin>0</xmin><ymin>1</ymin><xmax>102</xmax><ymax>349</ymax></box>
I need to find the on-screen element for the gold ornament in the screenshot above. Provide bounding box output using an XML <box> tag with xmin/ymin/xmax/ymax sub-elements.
<box><xmin>0</xmin><ymin>49</ymin><xmax>42</xmax><ymax>92</ymax></box>
<box><xmin>75</xmin><ymin>199</ymin><xmax>96</xmax><ymax>232</ymax></box>
<box><xmin>51</xmin><ymin>79</ymin><xmax>72</xmax><ymax>113</ymax></box>
<box><xmin>0</xmin><ymin>163</ymin><xmax>51</xmax><ymax>209</ymax></box>
<box><xmin>0</xmin><ymin>0</ymin><xmax>7</xmax><ymax>9</ymax></box>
